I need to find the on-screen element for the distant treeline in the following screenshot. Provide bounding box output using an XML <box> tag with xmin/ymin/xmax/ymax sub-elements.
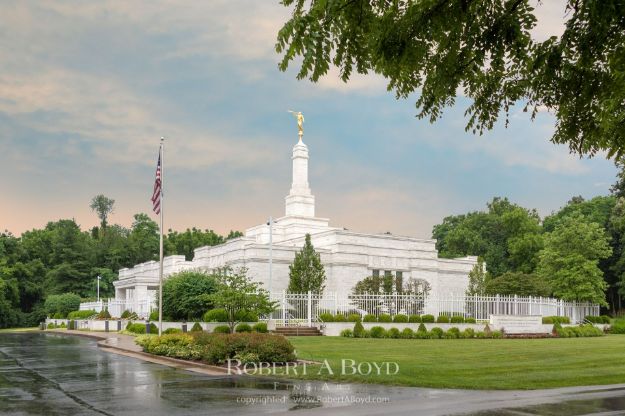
<box><xmin>0</xmin><ymin>210</ymin><xmax>242</xmax><ymax>328</ymax></box>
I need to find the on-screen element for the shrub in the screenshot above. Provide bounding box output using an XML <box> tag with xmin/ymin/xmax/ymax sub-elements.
<box><xmin>340</xmin><ymin>329</ymin><xmax>354</xmax><ymax>337</ymax></box>
<box><xmin>401</xmin><ymin>328</ymin><xmax>414</xmax><ymax>339</ymax></box>
<box><xmin>190</xmin><ymin>322</ymin><xmax>203</xmax><ymax>332</ymax></box>
<box><xmin>347</xmin><ymin>314</ymin><xmax>361</xmax><ymax>322</ymax></box>
<box><xmin>491</xmin><ymin>330</ymin><xmax>503</xmax><ymax>339</ymax></box>
<box><xmin>149</xmin><ymin>310</ymin><xmax>159</xmax><ymax>321</ymax></box>
<box><xmin>236</xmin><ymin>310</ymin><xmax>259</xmax><ymax>322</ymax></box>
<box><xmin>378</xmin><ymin>314</ymin><xmax>392</xmax><ymax>323</ymax></box>
<box><xmin>213</xmin><ymin>325</ymin><xmax>231</xmax><ymax>334</ymax></box>
<box><xmin>203</xmin><ymin>309</ymin><xmax>229</xmax><ymax>323</ymax></box>
<box><xmin>465</xmin><ymin>317</ymin><xmax>477</xmax><ymax>324</ymax></box>
<box><xmin>126</xmin><ymin>322</ymin><xmax>157</xmax><ymax>334</ymax></box>
<box><xmin>333</xmin><ymin>314</ymin><xmax>347</xmax><ymax>322</ymax></box>
<box><xmin>120</xmin><ymin>310</ymin><xmax>139</xmax><ymax>320</ymax></box>
<box><xmin>96</xmin><ymin>309</ymin><xmax>111</xmax><ymax>320</ymax></box>
<box><xmin>53</xmin><ymin>312</ymin><xmax>63</xmax><ymax>319</ymax></box>
<box><xmin>462</xmin><ymin>328</ymin><xmax>475</xmax><ymax>339</ymax></box>
<box><xmin>445</xmin><ymin>327</ymin><xmax>460</xmax><ymax>339</ymax></box>
<box><xmin>190</xmin><ymin>333</ymin><xmax>296</xmax><ymax>364</ymax></box>
<box><xmin>363</xmin><ymin>314</ymin><xmax>377</xmax><ymax>322</ymax></box>
<box><xmin>387</xmin><ymin>327</ymin><xmax>401</xmax><ymax>339</ymax></box>
<box><xmin>417</xmin><ymin>323</ymin><xmax>427</xmax><ymax>333</ymax></box>
<box><xmin>610</xmin><ymin>319</ymin><xmax>625</xmax><ymax>334</ymax></box>
<box><xmin>68</xmin><ymin>320</ymin><xmax>75</xmax><ymax>330</ymax></box>
<box><xmin>164</xmin><ymin>328</ymin><xmax>182</xmax><ymax>334</ymax></box>
<box><xmin>235</xmin><ymin>323</ymin><xmax>253</xmax><ymax>333</ymax></box>
<box><xmin>319</xmin><ymin>313</ymin><xmax>334</xmax><ymax>323</ymax></box>
<box><xmin>253</xmin><ymin>322</ymin><xmax>268</xmax><ymax>333</ymax></box>
<box><xmin>436</xmin><ymin>315</ymin><xmax>450</xmax><ymax>323</ymax></box>
<box><xmin>67</xmin><ymin>310</ymin><xmax>97</xmax><ymax>320</ymax></box>
<box><xmin>59</xmin><ymin>322</ymin><xmax>66</xmax><ymax>328</ymax></box>
<box><xmin>484</xmin><ymin>324</ymin><xmax>492</xmax><ymax>337</ymax></box>
<box><xmin>421</xmin><ymin>314</ymin><xmax>435</xmax><ymax>323</ymax></box>
<box><xmin>542</xmin><ymin>316</ymin><xmax>570</xmax><ymax>324</ymax></box>
<box><xmin>136</xmin><ymin>333</ymin><xmax>202</xmax><ymax>360</ymax></box>
<box><xmin>393</xmin><ymin>314</ymin><xmax>408</xmax><ymax>323</ymax></box>
<box><xmin>476</xmin><ymin>331</ymin><xmax>486</xmax><ymax>338</ymax></box>
<box><xmin>408</xmin><ymin>314</ymin><xmax>421</xmax><ymax>323</ymax></box>
<box><xmin>47</xmin><ymin>323</ymin><xmax>56</xmax><ymax>329</ymax></box>
<box><xmin>584</xmin><ymin>315</ymin><xmax>602</xmax><ymax>324</ymax></box>
<box><xmin>450</xmin><ymin>316</ymin><xmax>465</xmax><ymax>324</ymax></box>
<box><xmin>429</xmin><ymin>327</ymin><xmax>444</xmax><ymax>339</ymax></box>
<box><xmin>369</xmin><ymin>326</ymin><xmax>386</xmax><ymax>338</ymax></box>
<box><xmin>353</xmin><ymin>321</ymin><xmax>365</xmax><ymax>338</ymax></box>
<box><xmin>163</xmin><ymin>271</ymin><xmax>218</xmax><ymax>321</ymax></box>
<box><xmin>601</xmin><ymin>315</ymin><xmax>611</xmax><ymax>324</ymax></box>
<box><xmin>44</xmin><ymin>293</ymin><xmax>81</xmax><ymax>318</ymax></box>
<box><xmin>552</xmin><ymin>321</ymin><xmax>563</xmax><ymax>335</ymax></box>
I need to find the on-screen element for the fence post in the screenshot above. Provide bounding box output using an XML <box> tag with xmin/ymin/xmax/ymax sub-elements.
<box><xmin>282</xmin><ymin>291</ymin><xmax>287</xmax><ymax>326</ymax></box>
<box><xmin>307</xmin><ymin>291</ymin><xmax>312</xmax><ymax>327</ymax></box>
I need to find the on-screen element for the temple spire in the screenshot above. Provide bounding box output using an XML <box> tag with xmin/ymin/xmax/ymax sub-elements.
<box><xmin>285</xmin><ymin>138</ymin><xmax>315</xmax><ymax>217</ymax></box>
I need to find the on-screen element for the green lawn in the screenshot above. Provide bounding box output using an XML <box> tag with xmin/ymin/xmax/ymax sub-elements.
<box><xmin>285</xmin><ymin>335</ymin><xmax>625</xmax><ymax>390</ymax></box>
<box><xmin>0</xmin><ymin>327</ymin><xmax>39</xmax><ymax>333</ymax></box>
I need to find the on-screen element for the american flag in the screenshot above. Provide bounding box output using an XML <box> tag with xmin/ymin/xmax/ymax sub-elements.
<box><xmin>151</xmin><ymin>152</ymin><xmax>162</xmax><ymax>215</ymax></box>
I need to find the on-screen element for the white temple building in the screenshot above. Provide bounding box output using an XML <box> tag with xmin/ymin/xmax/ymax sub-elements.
<box><xmin>113</xmin><ymin>135</ymin><xmax>478</xmax><ymax>309</ymax></box>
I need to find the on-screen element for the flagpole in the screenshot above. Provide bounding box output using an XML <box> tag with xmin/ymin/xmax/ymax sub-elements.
<box><xmin>158</xmin><ymin>137</ymin><xmax>164</xmax><ymax>336</ymax></box>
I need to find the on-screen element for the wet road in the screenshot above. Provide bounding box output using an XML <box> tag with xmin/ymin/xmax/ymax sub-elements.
<box><xmin>1</xmin><ymin>333</ymin><xmax>625</xmax><ymax>416</ymax></box>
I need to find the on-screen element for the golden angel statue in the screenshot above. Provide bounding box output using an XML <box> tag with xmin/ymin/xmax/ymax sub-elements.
<box><xmin>288</xmin><ymin>110</ymin><xmax>305</xmax><ymax>137</ymax></box>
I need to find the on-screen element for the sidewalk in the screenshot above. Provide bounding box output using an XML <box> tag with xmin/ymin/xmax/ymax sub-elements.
<box><xmin>48</xmin><ymin>329</ymin><xmax>229</xmax><ymax>376</ymax></box>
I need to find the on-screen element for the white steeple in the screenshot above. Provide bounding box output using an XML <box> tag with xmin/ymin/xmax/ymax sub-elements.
<box><xmin>285</xmin><ymin>137</ymin><xmax>315</xmax><ymax>217</ymax></box>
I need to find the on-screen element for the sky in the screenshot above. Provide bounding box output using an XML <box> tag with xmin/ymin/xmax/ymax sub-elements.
<box><xmin>0</xmin><ymin>1</ymin><xmax>618</xmax><ymax>239</ymax></box>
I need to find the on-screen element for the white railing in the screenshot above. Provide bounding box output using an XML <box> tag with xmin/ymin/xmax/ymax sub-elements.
<box><xmin>267</xmin><ymin>292</ymin><xmax>599</xmax><ymax>326</ymax></box>
<box><xmin>80</xmin><ymin>292</ymin><xmax>599</xmax><ymax>324</ymax></box>
<box><xmin>79</xmin><ymin>298</ymin><xmax>155</xmax><ymax>318</ymax></box>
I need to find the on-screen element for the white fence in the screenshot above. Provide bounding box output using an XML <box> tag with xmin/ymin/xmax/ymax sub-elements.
<box><xmin>80</xmin><ymin>292</ymin><xmax>599</xmax><ymax>324</ymax></box>
<box><xmin>267</xmin><ymin>292</ymin><xmax>599</xmax><ymax>325</ymax></box>
<box><xmin>80</xmin><ymin>298</ymin><xmax>154</xmax><ymax>318</ymax></box>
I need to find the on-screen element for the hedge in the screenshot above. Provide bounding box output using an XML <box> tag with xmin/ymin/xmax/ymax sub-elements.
<box><xmin>363</xmin><ymin>314</ymin><xmax>377</xmax><ymax>322</ymax></box>
<box><xmin>137</xmin><ymin>332</ymin><xmax>297</xmax><ymax>364</ymax></box>
<box><xmin>393</xmin><ymin>314</ymin><xmax>408</xmax><ymax>323</ymax></box>
<box><xmin>213</xmin><ymin>325</ymin><xmax>231</xmax><ymax>334</ymax></box>
<box><xmin>408</xmin><ymin>314</ymin><xmax>421</xmax><ymax>323</ymax></box>
<box><xmin>542</xmin><ymin>316</ymin><xmax>570</xmax><ymax>324</ymax></box>
<box><xmin>126</xmin><ymin>322</ymin><xmax>158</xmax><ymax>334</ymax></box>
<box><xmin>421</xmin><ymin>314</ymin><xmax>435</xmax><ymax>323</ymax></box>
<box><xmin>235</xmin><ymin>323</ymin><xmax>253</xmax><ymax>333</ymax></box>
<box><xmin>436</xmin><ymin>315</ymin><xmax>450</xmax><ymax>323</ymax></box>
<box><xmin>67</xmin><ymin>310</ymin><xmax>97</xmax><ymax>319</ymax></box>
<box><xmin>378</xmin><ymin>314</ymin><xmax>392</xmax><ymax>323</ymax></box>
<box><xmin>191</xmin><ymin>322</ymin><xmax>203</xmax><ymax>332</ymax></box>
<box><xmin>611</xmin><ymin>319</ymin><xmax>625</xmax><ymax>334</ymax></box>
<box><xmin>253</xmin><ymin>322</ymin><xmax>268</xmax><ymax>333</ymax></box>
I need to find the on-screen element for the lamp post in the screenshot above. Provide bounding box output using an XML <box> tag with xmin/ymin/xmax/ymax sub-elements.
<box><xmin>97</xmin><ymin>275</ymin><xmax>101</xmax><ymax>303</ymax></box>
<box><xmin>268</xmin><ymin>216</ymin><xmax>273</xmax><ymax>294</ymax></box>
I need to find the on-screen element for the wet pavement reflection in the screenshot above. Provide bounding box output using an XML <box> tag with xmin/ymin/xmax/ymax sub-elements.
<box><xmin>0</xmin><ymin>333</ymin><xmax>411</xmax><ymax>415</ymax></box>
<box><xmin>2</xmin><ymin>333</ymin><xmax>625</xmax><ymax>416</ymax></box>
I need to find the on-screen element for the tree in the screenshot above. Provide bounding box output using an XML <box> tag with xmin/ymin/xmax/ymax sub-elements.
<box><xmin>165</xmin><ymin>228</ymin><xmax>224</xmax><ymax>261</ymax></box>
<box><xmin>288</xmin><ymin>234</ymin><xmax>326</xmax><ymax>293</ymax></box>
<box><xmin>209</xmin><ymin>268</ymin><xmax>275</xmax><ymax>333</ymax></box>
<box><xmin>432</xmin><ymin>197</ymin><xmax>543</xmax><ymax>277</ymax></box>
<box><xmin>276</xmin><ymin>1</ymin><xmax>625</xmax><ymax>157</ymax></box>
<box><xmin>90</xmin><ymin>195</ymin><xmax>115</xmax><ymax>232</ymax></box>
<box><xmin>43</xmin><ymin>293</ymin><xmax>81</xmax><ymax>318</ymax></box>
<box><xmin>537</xmin><ymin>214</ymin><xmax>611</xmax><ymax>305</ymax></box>
<box><xmin>466</xmin><ymin>258</ymin><xmax>488</xmax><ymax>296</ymax></box>
<box><xmin>0</xmin><ymin>277</ymin><xmax>20</xmax><ymax>328</ymax></box>
<box><xmin>485</xmin><ymin>272</ymin><xmax>551</xmax><ymax>297</ymax></box>
<box><xmin>128</xmin><ymin>213</ymin><xmax>159</xmax><ymax>264</ymax></box>
<box><xmin>161</xmin><ymin>270</ymin><xmax>217</xmax><ymax>321</ymax></box>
